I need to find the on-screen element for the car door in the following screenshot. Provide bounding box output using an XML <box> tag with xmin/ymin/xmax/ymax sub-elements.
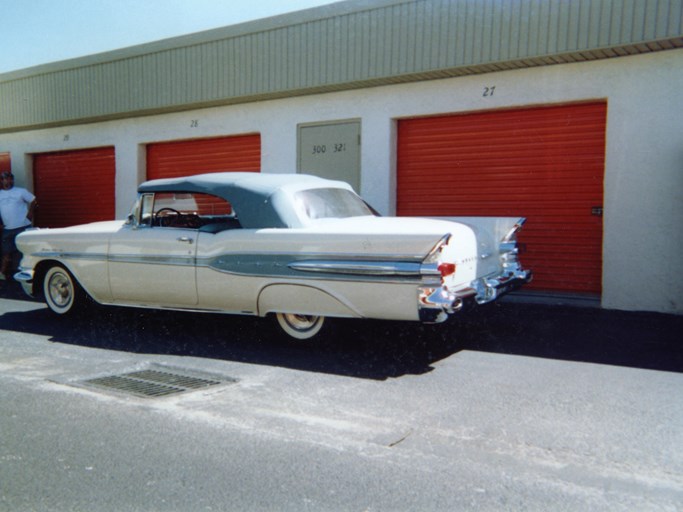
<box><xmin>108</xmin><ymin>193</ymin><xmax>199</xmax><ymax>306</ymax></box>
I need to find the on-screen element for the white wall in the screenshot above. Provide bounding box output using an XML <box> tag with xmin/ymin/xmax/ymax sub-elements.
<box><xmin>2</xmin><ymin>49</ymin><xmax>682</xmax><ymax>314</ymax></box>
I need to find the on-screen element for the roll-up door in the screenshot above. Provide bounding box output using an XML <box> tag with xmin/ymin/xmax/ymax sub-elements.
<box><xmin>33</xmin><ymin>147</ymin><xmax>115</xmax><ymax>228</ymax></box>
<box><xmin>146</xmin><ymin>134</ymin><xmax>261</xmax><ymax>180</ymax></box>
<box><xmin>0</xmin><ymin>153</ymin><xmax>10</xmax><ymax>172</ymax></box>
<box><xmin>397</xmin><ymin>102</ymin><xmax>606</xmax><ymax>294</ymax></box>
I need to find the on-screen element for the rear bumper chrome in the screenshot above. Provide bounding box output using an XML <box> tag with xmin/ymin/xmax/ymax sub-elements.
<box><xmin>418</xmin><ymin>269</ymin><xmax>532</xmax><ymax>323</ymax></box>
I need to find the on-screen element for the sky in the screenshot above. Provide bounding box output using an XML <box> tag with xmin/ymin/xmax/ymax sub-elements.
<box><xmin>1</xmin><ymin>0</ymin><xmax>341</xmax><ymax>74</ymax></box>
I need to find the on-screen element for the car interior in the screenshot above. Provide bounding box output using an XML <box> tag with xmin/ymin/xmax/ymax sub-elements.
<box><xmin>145</xmin><ymin>192</ymin><xmax>242</xmax><ymax>232</ymax></box>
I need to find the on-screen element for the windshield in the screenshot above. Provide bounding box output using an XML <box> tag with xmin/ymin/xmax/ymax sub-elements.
<box><xmin>294</xmin><ymin>188</ymin><xmax>378</xmax><ymax>220</ymax></box>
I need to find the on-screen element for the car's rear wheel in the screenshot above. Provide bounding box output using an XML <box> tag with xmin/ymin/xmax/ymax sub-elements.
<box><xmin>43</xmin><ymin>265</ymin><xmax>84</xmax><ymax>315</ymax></box>
<box><xmin>275</xmin><ymin>313</ymin><xmax>326</xmax><ymax>341</ymax></box>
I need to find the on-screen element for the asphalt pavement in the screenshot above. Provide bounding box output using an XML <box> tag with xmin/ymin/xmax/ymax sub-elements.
<box><xmin>1</xmin><ymin>281</ymin><xmax>682</xmax><ymax>511</ymax></box>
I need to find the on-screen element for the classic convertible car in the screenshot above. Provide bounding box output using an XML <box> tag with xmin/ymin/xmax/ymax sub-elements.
<box><xmin>15</xmin><ymin>172</ymin><xmax>531</xmax><ymax>341</ymax></box>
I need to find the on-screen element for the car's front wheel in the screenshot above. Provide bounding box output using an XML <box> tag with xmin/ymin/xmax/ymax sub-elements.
<box><xmin>43</xmin><ymin>265</ymin><xmax>84</xmax><ymax>315</ymax></box>
<box><xmin>274</xmin><ymin>313</ymin><xmax>326</xmax><ymax>341</ymax></box>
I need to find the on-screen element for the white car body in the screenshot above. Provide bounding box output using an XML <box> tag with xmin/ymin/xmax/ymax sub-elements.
<box><xmin>15</xmin><ymin>173</ymin><xmax>531</xmax><ymax>340</ymax></box>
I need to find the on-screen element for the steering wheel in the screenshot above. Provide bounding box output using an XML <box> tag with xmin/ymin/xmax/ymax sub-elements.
<box><xmin>155</xmin><ymin>207</ymin><xmax>181</xmax><ymax>227</ymax></box>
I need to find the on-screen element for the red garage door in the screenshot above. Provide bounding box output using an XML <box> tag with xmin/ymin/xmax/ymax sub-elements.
<box><xmin>147</xmin><ymin>134</ymin><xmax>261</xmax><ymax>180</ymax></box>
<box><xmin>397</xmin><ymin>102</ymin><xmax>606</xmax><ymax>294</ymax></box>
<box><xmin>33</xmin><ymin>147</ymin><xmax>116</xmax><ymax>228</ymax></box>
<box><xmin>0</xmin><ymin>153</ymin><xmax>10</xmax><ymax>172</ymax></box>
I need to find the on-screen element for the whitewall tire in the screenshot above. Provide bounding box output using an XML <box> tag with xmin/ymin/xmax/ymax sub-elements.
<box><xmin>275</xmin><ymin>313</ymin><xmax>326</xmax><ymax>341</ymax></box>
<box><xmin>43</xmin><ymin>265</ymin><xmax>82</xmax><ymax>315</ymax></box>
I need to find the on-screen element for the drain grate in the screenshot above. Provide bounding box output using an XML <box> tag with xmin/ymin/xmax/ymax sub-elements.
<box><xmin>81</xmin><ymin>365</ymin><xmax>237</xmax><ymax>398</ymax></box>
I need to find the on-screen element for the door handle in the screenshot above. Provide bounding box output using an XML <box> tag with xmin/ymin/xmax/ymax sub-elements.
<box><xmin>176</xmin><ymin>237</ymin><xmax>194</xmax><ymax>244</ymax></box>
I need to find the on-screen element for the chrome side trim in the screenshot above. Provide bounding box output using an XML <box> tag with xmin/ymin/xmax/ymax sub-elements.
<box><xmin>289</xmin><ymin>260</ymin><xmax>421</xmax><ymax>276</ymax></box>
<box><xmin>108</xmin><ymin>254</ymin><xmax>195</xmax><ymax>266</ymax></box>
<box><xmin>34</xmin><ymin>251</ymin><xmax>108</xmax><ymax>262</ymax></box>
<box><xmin>205</xmin><ymin>253</ymin><xmax>426</xmax><ymax>283</ymax></box>
<box><xmin>34</xmin><ymin>251</ymin><xmax>194</xmax><ymax>267</ymax></box>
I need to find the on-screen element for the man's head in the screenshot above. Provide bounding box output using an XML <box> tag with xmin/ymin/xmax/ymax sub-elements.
<box><xmin>0</xmin><ymin>171</ymin><xmax>14</xmax><ymax>190</ymax></box>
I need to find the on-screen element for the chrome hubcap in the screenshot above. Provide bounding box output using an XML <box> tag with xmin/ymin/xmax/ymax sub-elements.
<box><xmin>283</xmin><ymin>314</ymin><xmax>317</xmax><ymax>331</ymax></box>
<box><xmin>49</xmin><ymin>273</ymin><xmax>72</xmax><ymax>307</ymax></box>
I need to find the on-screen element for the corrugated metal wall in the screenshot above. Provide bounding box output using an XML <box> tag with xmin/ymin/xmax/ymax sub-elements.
<box><xmin>1</xmin><ymin>0</ymin><xmax>682</xmax><ymax>131</ymax></box>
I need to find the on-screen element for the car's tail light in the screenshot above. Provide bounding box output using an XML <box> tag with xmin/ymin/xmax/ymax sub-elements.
<box><xmin>438</xmin><ymin>262</ymin><xmax>456</xmax><ymax>277</ymax></box>
<box><xmin>423</xmin><ymin>234</ymin><xmax>457</xmax><ymax>283</ymax></box>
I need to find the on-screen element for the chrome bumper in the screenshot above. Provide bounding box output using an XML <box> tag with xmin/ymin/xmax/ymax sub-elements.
<box><xmin>418</xmin><ymin>269</ymin><xmax>533</xmax><ymax>323</ymax></box>
<box><xmin>14</xmin><ymin>269</ymin><xmax>35</xmax><ymax>297</ymax></box>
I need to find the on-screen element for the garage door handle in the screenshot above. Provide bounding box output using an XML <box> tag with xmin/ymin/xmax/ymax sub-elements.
<box><xmin>177</xmin><ymin>237</ymin><xmax>194</xmax><ymax>244</ymax></box>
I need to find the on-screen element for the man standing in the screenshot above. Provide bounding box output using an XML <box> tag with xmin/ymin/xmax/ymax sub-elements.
<box><xmin>0</xmin><ymin>172</ymin><xmax>36</xmax><ymax>281</ymax></box>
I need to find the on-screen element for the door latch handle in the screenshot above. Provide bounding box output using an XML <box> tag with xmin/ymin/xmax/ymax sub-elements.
<box><xmin>591</xmin><ymin>206</ymin><xmax>603</xmax><ymax>217</ymax></box>
<box><xmin>177</xmin><ymin>237</ymin><xmax>194</xmax><ymax>244</ymax></box>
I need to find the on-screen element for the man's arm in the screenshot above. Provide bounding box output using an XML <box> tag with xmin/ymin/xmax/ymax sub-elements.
<box><xmin>27</xmin><ymin>199</ymin><xmax>37</xmax><ymax>223</ymax></box>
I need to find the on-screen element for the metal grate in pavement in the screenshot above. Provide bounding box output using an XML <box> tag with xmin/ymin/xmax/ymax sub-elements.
<box><xmin>81</xmin><ymin>365</ymin><xmax>237</xmax><ymax>398</ymax></box>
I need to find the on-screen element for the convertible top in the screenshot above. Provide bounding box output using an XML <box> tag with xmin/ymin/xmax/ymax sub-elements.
<box><xmin>137</xmin><ymin>172</ymin><xmax>355</xmax><ymax>229</ymax></box>
<box><xmin>138</xmin><ymin>172</ymin><xmax>345</xmax><ymax>197</ymax></box>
